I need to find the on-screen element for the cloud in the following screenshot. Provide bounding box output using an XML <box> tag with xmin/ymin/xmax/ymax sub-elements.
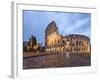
<box><xmin>57</xmin><ymin>13</ymin><xmax>91</xmax><ymax>38</ymax></box>
<box><xmin>23</xmin><ymin>10</ymin><xmax>91</xmax><ymax>44</ymax></box>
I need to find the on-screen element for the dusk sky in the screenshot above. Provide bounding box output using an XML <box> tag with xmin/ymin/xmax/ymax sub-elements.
<box><xmin>23</xmin><ymin>10</ymin><xmax>91</xmax><ymax>45</ymax></box>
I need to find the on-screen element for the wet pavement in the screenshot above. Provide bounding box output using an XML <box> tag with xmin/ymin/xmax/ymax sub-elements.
<box><xmin>23</xmin><ymin>53</ymin><xmax>90</xmax><ymax>69</ymax></box>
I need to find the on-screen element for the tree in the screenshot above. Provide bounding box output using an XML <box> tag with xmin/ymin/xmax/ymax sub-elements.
<box><xmin>31</xmin><ymin>35</ymin><xmax>37</xmax><ymax>47</ymax></box>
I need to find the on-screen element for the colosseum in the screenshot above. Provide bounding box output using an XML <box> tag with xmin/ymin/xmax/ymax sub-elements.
<box><xmin>45</xmin><ymin>21</ymin><xmax>91</xmax><ymax>54</ymax></box>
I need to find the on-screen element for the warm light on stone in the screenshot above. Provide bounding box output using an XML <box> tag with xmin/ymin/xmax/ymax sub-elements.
<box><xmin>45</xmin><ymin>21</ymin><xmax>91</xmax><ymax>54</ymax></box>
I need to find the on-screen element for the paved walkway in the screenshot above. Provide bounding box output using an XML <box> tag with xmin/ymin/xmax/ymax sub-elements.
<box><xmin>65</xmin><ymin>53</ymin><xmax>90</xmax><ymax>67</ymax></box>
<box><xmin>23</xmin><ymin>53</ymin><xmax>90</xmax><ymax>69</ymax></box>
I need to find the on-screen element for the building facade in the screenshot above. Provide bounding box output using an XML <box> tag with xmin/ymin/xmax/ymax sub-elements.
<box><xmin>45</xmin><ymin>21</ymin><xmax>91</xmax><ymax>53</ymax></box>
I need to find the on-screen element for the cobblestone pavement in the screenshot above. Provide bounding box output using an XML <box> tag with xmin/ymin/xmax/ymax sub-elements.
<box><xmin>23</xmin><ymin>53</ymin><xmax>90</xmax><ymax>69</ymax></box>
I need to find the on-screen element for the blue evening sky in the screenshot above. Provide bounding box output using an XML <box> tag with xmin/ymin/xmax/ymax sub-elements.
<box><xmin>23</xmin><ymin>10</ymin><xmax>91</xmax><ymax>45</ymax></box>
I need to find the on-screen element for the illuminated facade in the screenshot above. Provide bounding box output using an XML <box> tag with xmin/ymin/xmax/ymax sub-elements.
<box><xmin>45</xmin><ymin>21</ymin><xmax>91</xmax><ymax>53</ymax></box>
